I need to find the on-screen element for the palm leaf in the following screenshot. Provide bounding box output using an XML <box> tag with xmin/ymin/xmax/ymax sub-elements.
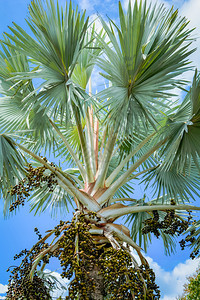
<box><xmin>72</xmin><ymin>23</ymin><xmax>105</xmax><ymax>89</ymax></box>
<box><xmin>0</xmin><ymin>38</ymin><xmax>58</xmax><ymax>153</ymax></box>
<box><xmin>96</xmin><ymin>0</ymin><xmax>194</xmax><ymax>133</ymax></box>
<box><xmin>3</xmin><ymin>0</ymin><xmax>92</xmax><ymax>122</ymax></box>
<box><xmin>0</xmin><ymin>134</ymin><xmax>26</xmax><ymax>201</ymax></box>
<box><xmin>29</xmin><ymin>184</ymin><xmax>74</xmax><ymax>217</ymax></box>
<box><xmin>142</xmin><ymin>161</ymin><xmax>200</xmax><ymax>202</ymax></box>
<box><xmin>159</xmin><ymin>70</ymin><xmax>200</xmax><ymax>172</ymax></box>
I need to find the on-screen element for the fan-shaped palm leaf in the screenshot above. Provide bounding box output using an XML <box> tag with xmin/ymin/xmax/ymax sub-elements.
<box><xmin>142</xmin><ymin>161</ymin><xmax>200</xmax><ymax>202</ymax></box>
<box><xmin>97</xmin><ymin>0</ymin><xmax>194</xmax><ymax>132</ymax></box>
<box><xmin>159</xmin><ymin>70</ymin><xmax>200</xmax><ymax>172</ymax></box>
<box><xmin>0</xmin><ymin>38</ymin><xmax>58</xmax><ymax>153</ymax></box>
<box><xmin>4</xmin><ymin>0</ymin><xmax>91</xmax><ymax>121</ymax></box>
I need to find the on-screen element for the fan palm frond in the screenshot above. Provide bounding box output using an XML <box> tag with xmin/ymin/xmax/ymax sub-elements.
<box><xmin>159</xmin><ymin>70</ymin><xmax>200</xmax><ymax>172</ymax></box>
<box><xmin>97</xmin><ymin>0</ymin><xmax>194</xmax><ymax>132</ymax></box>
<box><xmin>142</xmin><ymin>161</ymin><xmax>200</xmax><ymax>202</ymax></box>
<box><xmin>4</xmin><ymin>0</ymin><xmax>92</xmax><ymax>122</ymax></box>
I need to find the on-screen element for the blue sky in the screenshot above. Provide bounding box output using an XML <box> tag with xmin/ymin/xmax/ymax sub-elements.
<box><xmin>0</xmin><ymin>0</ymin><xmax>200</xmax><ymax>299</ymax></box>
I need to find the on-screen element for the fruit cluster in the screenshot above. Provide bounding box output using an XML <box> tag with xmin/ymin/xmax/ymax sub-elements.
<box><xmin>141</xmin><ymin>204</ymin><xmax>200</xmax><ymax>259</ymax></box>
<box><xmin>57</xmin><ymin>213</ymin><xmax>98</xmax><ymax>300</ymax></box>
<box><xmin>179</xmin><ymin>226</ymin><xmax>200</xmax><ymax>259</ymax></box>
<box><xmin>6</xmin><ymin>229</ymin><xmax>52</xmax><ymax>300</ymax></box>
<box><xmin>9</xmin><ymin>160</ymin><xmax>57</xmax><ymax>212</ymax></box>
<box><xmin>142</xmin><ymin>206</ymin><xmax>192</xmax><ymax>238</ymax></box>
<box><xmin>56</xmin><ymin>213</ymin><xmax>160</xmax><ymax>299</ymax></box>
<box><xmin>6</xmin><ymin>212</ymin><xmax>161</xmax><ymax>300</ymax></box>
<box><xmin>99</xmin><ymin>247</ymin><xmax>160</xmax><ymax>299</ymax></box>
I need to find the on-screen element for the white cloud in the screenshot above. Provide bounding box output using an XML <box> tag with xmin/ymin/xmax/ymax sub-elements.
<box><xmin>89</xmin><ymin>13</ymin><xmax>104</xmax><ymax>34</ymax></box>
<box><xmin>181</xmin><ymin>0</ymin><xmax>200</xmax><ymax>29</ymax></box>
<box><xmin>43</xmin><ymin>269</ymin><xmax>69</xmax><ymax>299</ymax></box>
<box><xmin>146</xmin><ymin>256</ymin><xmax>200</xmax><ymax>299</ymax></box>
<box><xmin>79</xmin><ymin>0</ymin><xmax>95</xmax><ymax>11</ymax></box>
<box><xmin>79</xmin><ymin>0</ymin><xmax>117</xmax><ymax>15</ymax></box>
<box><xmin>0</xmin><ymin>284</ymin><xmax>7</xmax><ymax>295</ymax></box>
<box><xmin>0</xmin><ymin>283</ymin><xmax>7</xmax><ymax>299</ymax></box>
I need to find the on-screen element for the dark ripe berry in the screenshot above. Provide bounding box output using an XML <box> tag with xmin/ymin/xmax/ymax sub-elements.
<box><xmin>153</xmin><ymin>210</ymin><xmax>159</xmax><ymax>221</ymax></box>
<box><xmin>170</xmin><ymin>199</ymin><xmax>176</xmax><ymax>205</ymax></box>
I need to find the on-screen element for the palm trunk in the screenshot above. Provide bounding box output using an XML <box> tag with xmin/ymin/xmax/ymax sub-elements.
<box><xmin>88</xmin><ymin>265</ymin><xmax>104</xmax><ymax>300</ymax></box>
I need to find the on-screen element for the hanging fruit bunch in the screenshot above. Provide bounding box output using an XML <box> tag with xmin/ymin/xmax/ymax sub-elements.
<box><xmin>6</xmin><ymin>212</ymin><xmax>160</xmax><ymax>300</ymax></box>
<box><xmin>141</xmin><ymin>199</ymin><xmax>200</xmax><ymax>259</ymax></box>
<box><xmin>141</xmin><ymin>209</ymin><xmax>192</xmax><ymax>238</ymax></box>
<box><xmin>142</xmin><ymin>199</ymin><xmax>191</xmax><ymax>236</ymax></box>
<box><xmin>9</xmin><ymin>159</ymin><xmax>57</xmax><ymax>212</ymax></box>
<box><xmin>98</xmin><ymin>247</ymin><xmax>160</xmax><ymax>300</ymax></box>
<box><xmin>6</xmin><ymin>228</ymin><xmax>53</xmax><ymax>300</ymax></box>
<box><xmin>179</xmin><ymin>221</ymin><xmax>200</xmax><ymax>259</ymax></box>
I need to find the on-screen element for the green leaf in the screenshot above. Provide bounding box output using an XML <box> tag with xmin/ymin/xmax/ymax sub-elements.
<box><xmin>0</xmin><ymin>39</ymin><xmax>57</xmax><ymax>153</ymax></box>
<box><xmin>142</xmin><ymin>161</ymin><xmax>200</xmax><ymax>202</ymax></box>
<box><xmin>159</xmin><ymin>70</ymin><xmax>200</xmax><ymax>172</ymax></box>
<box><xmin>0</xmin><ymin>134</ymin><xmax>26</xmax><ymax>211</ymax></box>
<box><xmin>29</xmin><ymin>184</ymin><xmax>74</xmax><ymax>217</ymax></box>
<box><xmin>97</xmin><ymin>0</ymin><xmax>195</xmax><ymax>132</ymax></box>
<box><xmin>3</xmin><ymin>0</ymin><xmax>91</xmax><ymax>122</ymax></box>
<box><xmin>72</xmin><ymin>23</ymin><xmax>105</xmax><ymax>89</ymax></box>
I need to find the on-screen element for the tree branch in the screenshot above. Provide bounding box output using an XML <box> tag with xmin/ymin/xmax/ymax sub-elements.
<box><xmin>99</xmin><ymin>204</ymin><xmax>200</xmax><ymax>219</ymax></box>
<box><xmin>105</xmin><ymin>132</ymin><xmax>156</xmax><ymax>186</ymax></box>
<box><xmin>97</xmin><ymin>139</ymin><xmax>167</xmax><ymax>205</ymax></box>
<box><xmin>72</xmin><ymin>105</ymin><xmax>94</xmax><ymax>183</ymax></box>
<box><xmin>49</xmin><ymin>119</ymin><xmax>86</xmax><ymax>181</ymax></box>
<box><xmin>92</xmin><ymin>127</ymin><xmax>118</xmax><ymax>195</ymax></box>
<box><xmin>104</xmin><ymin>223</ymin><xmax>142</xmax><ymax>252</ymax></box>
<box><xmin>85</xmin><ymin>107</ymin><xmax>96</xmax><ymax>175</ymax></box>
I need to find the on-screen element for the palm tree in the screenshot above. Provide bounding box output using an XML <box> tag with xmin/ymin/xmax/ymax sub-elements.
<box><xmin>1</xmin><ymin>0</ymin><xmax>200</xmax><ymax>299</ymax></box>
